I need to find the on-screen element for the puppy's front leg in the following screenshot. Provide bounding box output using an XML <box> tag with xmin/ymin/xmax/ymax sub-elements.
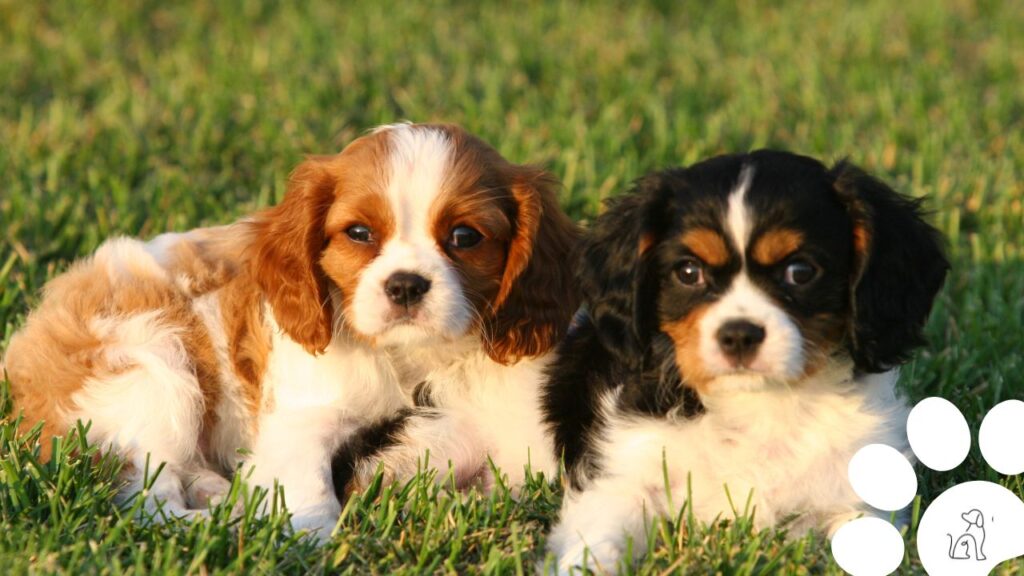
<box><xmin>344</xmin><ymin>409</ymin><xmax>489</xmax><ymax>493</ymax></box>
<box><xmin>247</xmin><ymin>406</ymin><xmax>358</xmax><ymax>540</ymax></box>
<box><xmin>547</xmin><ymin>476</ymin><xmax>662</xmax><ymax>575</ymax></box>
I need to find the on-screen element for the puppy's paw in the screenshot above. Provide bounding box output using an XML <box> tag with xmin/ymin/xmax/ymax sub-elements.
<box><xmin>185</xmin><ymin>470</ymin><xmax>233</xmax><ymax>509</ymax></box>
<box><xmin>548</xmin><ymin>528</ymin><xmax>623</xmax><ymax>576</ymax></box>
<box><xmin>289</xmin><ymin>502</ymin><xmax>343</xmax><ymax>545</ymax></box>
<box><xmin>555</xmin><ymin>541</ymin><xmax>621</xmax><ymax>575</ymax></box>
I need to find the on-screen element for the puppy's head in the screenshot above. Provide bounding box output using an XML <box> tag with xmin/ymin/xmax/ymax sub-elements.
<box><xmin>581</xmin><ymin>151</ymin><xmax>948</xmax><ymax>393</ymax></box>
<box><xmin>250</xmin><ymin>123</ymin><xmax>578</xmax><ymax>363</ymax></box>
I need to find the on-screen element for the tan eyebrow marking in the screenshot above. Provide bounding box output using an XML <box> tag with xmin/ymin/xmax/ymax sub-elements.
<box><xmin>680</xmin><ymin>228</ymin><xmax>729</xmax><ymax>267</ymax></box>
<box><xmin>752</xmin><ymin>229</ymin><xmax>804</xmax><ymax>266</ymax></box>
<box><xmin>638</xmin><ymin>232</ymin><xmax>655</xmax><ymax>256</ymax></box>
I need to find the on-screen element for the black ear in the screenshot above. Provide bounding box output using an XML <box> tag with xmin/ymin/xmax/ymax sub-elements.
<box><xmin>578</xmin><ymin>174</ymin><xmax>671</xmax><ymax>368</ymax></box>
<box><xmin>831</xmin><ymin>161</ymin><xmax>949</xmax><ymax>372</ymax></box>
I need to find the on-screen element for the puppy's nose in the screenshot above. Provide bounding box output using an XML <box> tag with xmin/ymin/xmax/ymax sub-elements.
<box><xmin>716</xmin><ymin>320</ymin><xmax>765</xmax><ymax>365</ymax></box>
<box><xmin>384</xmin><ymin>272</ymin><xmax>431</xmax><ymax>307</ymax></box>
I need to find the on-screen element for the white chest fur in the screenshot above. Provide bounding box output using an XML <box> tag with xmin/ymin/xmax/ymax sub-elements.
<box><xmin>599</xmin><ymin>366</ymin><xmax>910</xmax><ymax>527</ymax></box>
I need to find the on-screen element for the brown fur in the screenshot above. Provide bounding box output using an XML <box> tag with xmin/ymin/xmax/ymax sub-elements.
<box><xmin>751</xmin><ymin>229</ymin><xmax>804</xmax><ymax>266</ymax></box>
<box><xmin>250</xmin><ymin>132</ymin><xmax>397</xmax><ymax>350</ymax></box>
<box><xmin>681</xmin><ymin>229</ymin><xmax>730</xmax><ymax>267</ymax></box>
<box><xmin>5</xmin><ymin>249</ymin><xmax>225</xmax><ymax>460</ymax></box>
<box><xmin>832</xmin><ymin>186</ymin><xmax>875</xmax><ymax>349</ymax></box>
<box><xmin>429</xmin><ymin>130</ymin><xmax>516</xmax><ymax>330</ymax></box>
<box><xmin>6</xmin><ymin>123</ymin><xmax>578</xmax><ymax>465</ymax></box>
<box><xmin>486</xmin><ymin>170</ymin><xmax>580</xmax><ymax>364</ymax></box>
<box><xmin>248</xmin><ymin>161</ymin><xmax>339</xmax><ymax>355</ymax></box>
<box><xmin>638</xmin><ymin>232</ymin><xmax>655</xmax><ymax>257</ymax></box>
<box><xmin>420</xmin><ymin>126</ymin><xmax>580</xmax><ymax>364</ymax></box>
<box><xmin>218</xmin><ymin>274</ymin><xmax>272</xmax><ymax>427</ymax></box>
<box><xmin>159</xmin><ymin>228</ymin><xmax>243</xmax><ymax>296</ymax></box>
<box><xmin>431</xmin><ymin>187</ymin><xmax>512</xmax><ymax>322</ymax></box>
<box><xmin>321</xmin><ymin>186</ymin><xmax>395</xmax><ymax>339</ymax></box>
<box><xmin>794</xmin><ymin>312</ymin><xmax>848</xmax><ymax>379</ymax></box>
<box><xmin>660</xmin><ymin>305</ymin><xmax>714</xmax><ymax>394</ymax></box>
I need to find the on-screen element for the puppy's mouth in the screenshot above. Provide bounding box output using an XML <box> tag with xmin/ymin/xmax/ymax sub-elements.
<box><xmin>371</xmin><ymin>304</ymin><xmax>470</xmax><ymax>344</ymax></box>
<box><xmin>378</xmin><ymin>308</ymin><xmax>431</xmax><ymax>333</ymax></box>
<box><xmin>386</xmin><ymin>308</ymin><xmax>421</xmax><ymax>323</ymax></box>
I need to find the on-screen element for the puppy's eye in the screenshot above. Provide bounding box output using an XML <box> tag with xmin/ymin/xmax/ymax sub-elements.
<box><xmin>449</xmin><ymin>226</ymin><xmax>483</xmax><ymax>249</ymax></box>
<box><xmin>676</xmin><ymin>258</ymin><xmax>705</xmax><ymax>286</ymax></box>
<box><xmin>783</xmin><ymin>259</ymin><xmax>818</xmax><ymax>286</ymax></box>
<box><xmin>346</xmin><ymin>225</ymin><xmax>373</xmax><ymax>243</ymax></box>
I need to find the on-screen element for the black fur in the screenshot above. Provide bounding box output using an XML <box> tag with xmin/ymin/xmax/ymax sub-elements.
<box><xmin>575</xmin><ymin>174</ymin><xmax>676</xmax><ymax>368</ymax></box>
<box><xmin>831</xmin><ymin>162</ymin><xmax>950</xmax><ymax>372</ymax></box>
<box><xmin>331</xmin><ymin>411</ymin><xmax>412</xmax><ymax>501</ymax></box>
<box><xmin>543</xmin><ymin>150</ymin><xmax>948</xmax><ymax>487</ymax></box>
<box><xmin>412</xmin><ymin>381</ymin><xmax>434</xmax><ymax>408</ymax></box>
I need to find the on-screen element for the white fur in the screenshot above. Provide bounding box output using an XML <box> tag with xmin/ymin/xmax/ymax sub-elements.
<box><xmin>348</xmin><ymin>125</ymin><xmax>474</xmax><ymax>344</ymax></box>
<box><xmin>66</xmin><ymin>240</ymin><xmax>210</xmax><ymax>519</ymax></box>
<box><xmin>238</xmin><ymin>311</ymin><xmax>408</xmax><ymax>537</ymax></box>
<box><xmin>373</xmin><ymin>339</ymin><xmax>559</xmax><ymax>489</ymax></box>
<box><xmin>549</xmin><ymin>364</ymin><xmax>912</xmax><ymax>574</ymax></box>
<box><xmin>343</xmin><ymin>125</ymin><xmax>557</xmax><ymax>492</ymax></box>
<box><xmin>698</xmin><ymin>163</ymin><xmax>804</xmax><ymax>384</ymax></box>
<box><xmin>31</xmin><ymin>124</ymin><xmax>556</xmax><ymax>539</ymax></box>
<box><xmin>191</xmin><ymin>292</ymin><xmax>251</xmax><ymax>471</ymax></box>
<box><xmin>74</xmin><ymin>311</ymin><xmax>205</xmax><ymax>466</ymax></box>
<box><xmin>725</xmin><ymin>165</ymin><xmax>755</xmax><ymax>257</ymax></box>
<box><xmin>97</xmin><ymin>237</ymin><xmax>173</xmax><ymax>284</ymax></box>
<box><xmin>61</xmin><ymin>233</ymin><xmax>410</xmax><ymax>535</ymax></box>
<box><xmin>350</xmin><ymin>240</ymin><xmax>472</xmax><ymax>343</ymax></box>
<box><xmin>698</xmin><ymin>275</ymin><xmax>805</xmax><ymax>383</ymax></box>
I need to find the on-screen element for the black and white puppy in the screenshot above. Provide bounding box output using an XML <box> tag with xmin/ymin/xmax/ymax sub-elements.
<box><xmin>543</xmin><ymin>151</ymin><xmax>948</xmax><ymax>572</ymax></box>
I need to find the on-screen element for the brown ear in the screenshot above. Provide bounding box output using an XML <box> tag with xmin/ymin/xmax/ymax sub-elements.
<box><xmin>250</xmin><ymin>158</ymin><xmax>337</xmax><ymax>354</ymax></box>
<box><xmin>485</xmin><ymin>169</ymin><xmax>580</xmax><ymax>364</ymax></box>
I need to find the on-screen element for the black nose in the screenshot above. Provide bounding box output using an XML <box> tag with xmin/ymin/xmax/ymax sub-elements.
<box><xmin>716</xmin><ymin>320</ymin><xmax>766</xmax><ymax>365</ymax></box>
<box><xmin>384</xmin><ymin>272</ymin><xmax>431</xmax><ymax>307</ymax></box>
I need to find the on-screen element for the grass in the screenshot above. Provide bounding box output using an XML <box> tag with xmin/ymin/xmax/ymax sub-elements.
<box><xmin>0</xmin><ymin>0</ymin><xmax>1022</xmax><ymax>573</ymax></box>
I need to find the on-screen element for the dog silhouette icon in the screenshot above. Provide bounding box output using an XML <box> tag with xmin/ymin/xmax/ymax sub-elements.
<box><xmin>948</xmin><ymin>509</ymin><xmax>987</xmax><ymax>561</ymax></box>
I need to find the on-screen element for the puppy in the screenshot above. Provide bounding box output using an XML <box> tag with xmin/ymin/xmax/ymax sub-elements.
<box><xmin>543</xmin><ymin>151</ymin><xmax>948</xmax><ymax>572</ymax></box>
<box><xmin>4</xmin><ymin>123</ymin><xmax>575</xmax><ymax>538</ymax></box>
<box><xmin>329</xmin><ymin>125</ymin><xmax>578</xmax><ymax>497</ymax></box>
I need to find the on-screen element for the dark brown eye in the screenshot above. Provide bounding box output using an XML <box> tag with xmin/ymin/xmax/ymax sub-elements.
<box><xmin>676</xmin><ymin>258</ymin><xmax>705</xmax><ymax>286</ymax></box>
<box><xmin>346</xmin><ymin>225</ymin><xmax>373</xmax><ymax>243</ymax></box>
<box><xmin>783</xmin><ymin>259</ymin><xmax>818</xmax><ymax>286</ymax></box>
<box><xmin>449</xmin><ymin>226</ymin><xmax>483</xmax><ymax>249</ymax></box>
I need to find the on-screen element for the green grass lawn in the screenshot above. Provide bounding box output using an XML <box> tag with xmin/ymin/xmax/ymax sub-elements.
<box><xmin>1</xmin><ymin>0</ymin><xmax>1022</xmax><ymax>573</ymax></box>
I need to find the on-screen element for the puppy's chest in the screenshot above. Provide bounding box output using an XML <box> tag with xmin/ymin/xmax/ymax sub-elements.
<box><xmin>605</xmin><ymin>387</ymin><xmax>900</xmax><ymax>500</ymax></box>
<box><xmin>392</xmin><ymin>349</ymin><xmax>550</xmax><ymax>425</ymax></box>
<box><xmin>389</xmin><ymin>347</ymin><xmax>498</xmax><ymax>407</ymax></box>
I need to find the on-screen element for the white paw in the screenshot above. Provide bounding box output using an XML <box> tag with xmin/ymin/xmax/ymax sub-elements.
<box><xmin>832</xmin><ymin>397</ymin><xmax>1024</xmax><ymax>576</ymax></box>
<box><xmin>288</xmin><ymin>500</ymin><xmax>343</xmax><ymax>545</ymax></box>
<box><xmin>184</xmin><ymin>470</ymin><xmax>233</xmax><ymax>509</ymax></box>
<box><xmin>553</xmin><ymin>540</ymin><xmax>621</xmax><ymax>576</ymax></box>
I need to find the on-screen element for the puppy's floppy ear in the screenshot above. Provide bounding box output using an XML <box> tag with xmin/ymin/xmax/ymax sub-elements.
<box><xmin>485</xmin><ymin>168</ymin><xmax>580</xmax><ymax>364</ymax></box>
<box><xmin>831</xmin><ymin>161</ymin><xmax>949</xmax><ymax>372</ymax></box>
<box><xmin>579</xmin><ymin>173</ymin><xmax>671</xmax><ymax>369</ymax></box>
<box><xmin>250</xmin><ymin>157</ymin><xmax>337</xmax><ymax>354</ymax></box>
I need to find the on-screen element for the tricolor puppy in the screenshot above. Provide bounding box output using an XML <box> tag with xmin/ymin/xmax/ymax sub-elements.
<box><xmin>329</xmin><ymin>125</ymin><xmax>578</xmax><ymax>497</ymax></box>
<box><xmin>4</xmin><ymin>123</ymin><xmax>576</xmax><ymax>538</ymax></box>
<box><xmin>544</xmin><ymin>151</ymin><xmax>948</xmax><ymax>572</ymax></box>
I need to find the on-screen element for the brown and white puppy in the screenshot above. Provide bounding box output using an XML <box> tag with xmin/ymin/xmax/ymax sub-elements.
<box><xmin>328</xmin><ymin>124</ymin><xmax>578</xmax><ymax>497</ymax></box>
<box><xmin>4</xmin><ymin>123</ymin><xmax>578</xmax><ymax>538</ymax></box>
<box><xmin>543</xmin><ymin>151</ymin><xmax>948</xmax><ymax>573</ymax></box>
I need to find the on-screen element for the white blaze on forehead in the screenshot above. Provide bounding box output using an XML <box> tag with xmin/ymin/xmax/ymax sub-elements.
<box><xmin>725</xmin><ymin>164</ymin><xmax>755</xmax><ymax>262</ymax></box>
<box><xmin>381</xmin><ymin>124</ymin><xmax>454</xmax><ymax>240</ymax></box>
<box><xmin>347</xmin><ymin>124</ymin><xmax>473</xmax><ymax>343</ymax></box>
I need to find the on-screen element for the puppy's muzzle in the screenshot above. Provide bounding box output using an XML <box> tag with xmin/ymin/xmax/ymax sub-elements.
<box><xmin>385</xmin><ymin>271</ymin><xmax>432</xmax><ymax>308</ymax></box>
<box><xmin>716</xmin><ymin>319</ymin><xmax>765</xmax><ymax>367</ymax></box>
